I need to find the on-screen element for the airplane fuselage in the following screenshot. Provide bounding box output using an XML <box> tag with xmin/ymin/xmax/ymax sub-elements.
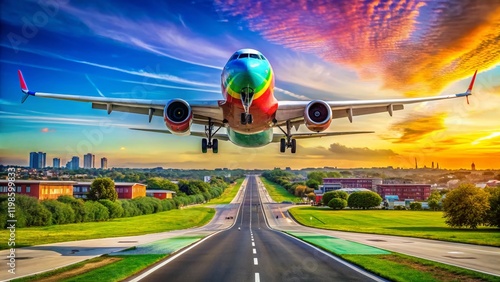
<box><xmin>220</xmin><ymin>49</ymin><xmax>278</xmax><ymax>147</ymax></box>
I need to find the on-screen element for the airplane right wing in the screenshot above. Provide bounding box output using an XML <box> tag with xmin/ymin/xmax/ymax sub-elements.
<box><xmin>274</xmin><ymin>70</ymin><xmax>477</xmax><ymax>125</ymax></box>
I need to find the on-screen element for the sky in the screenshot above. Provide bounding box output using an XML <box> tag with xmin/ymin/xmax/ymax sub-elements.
<box><xmin>1</xmin><ymin>0</ymin><xmax>499</xmax><ymax>170</ymax></box>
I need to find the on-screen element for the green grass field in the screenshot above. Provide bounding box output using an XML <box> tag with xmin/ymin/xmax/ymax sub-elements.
<box><xmin>289</xmin><ymin>207</ymin><xmax>500</xmax><ymax>246</ymax></box>
<box><xmin>0</xmin><ymin>207</ymin><xmax>215</xmax><ymax>250</ymax></box>
<box><xmin>260</xmin><ymin>177</ymin><xmax>300</xmax><ymax>203</ymax></box>
<box><xmin>207</xmin><ymin>178</ymin><xmax>243</xmax><ymax>205</ymax></box>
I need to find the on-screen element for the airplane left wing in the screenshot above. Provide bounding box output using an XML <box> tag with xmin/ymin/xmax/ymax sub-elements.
<box><xmin>17</xmin><ymin>70</ymin><xmax>224</xmax><ymax>124</ymax></box>
<box><xmin>275</xmin><ymin>70</ymin><xmax>477</xmax><ymax>124</ymax></box>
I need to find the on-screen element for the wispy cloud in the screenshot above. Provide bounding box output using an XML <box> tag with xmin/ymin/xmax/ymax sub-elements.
<box><xmin>85</xmin><ymin>75</ymin><xmax>105</xmax><ymax>97</ymax></box>
<box><xmin>382</xmin><ymin>113</ymin><xmax>448</xmax><ymax>143</ymax></box>
<box><xmin>216</xmin><ymin>0</ymin><xmax>500</xmax><ymax>96</ymax></box>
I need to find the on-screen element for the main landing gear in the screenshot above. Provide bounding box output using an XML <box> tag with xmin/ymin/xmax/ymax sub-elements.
<box><xmin>202</xmin><ymin>118</ymin><xmax>222</xmax><ymax>153</ymax></box>
<box><xmin>276</xmin><ymin>120</ymin><xmax>297</xmax><ymax>153</ymax></box>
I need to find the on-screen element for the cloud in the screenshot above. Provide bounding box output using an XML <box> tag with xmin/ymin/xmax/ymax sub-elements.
<box><xmin>327</xmin><ymin>143</ymin><xmax>399</xmax><ymax>160</ymax></box>
<box><xmin>40</xmin><ymin>127</ymin><xmax>55</xmax><ymax>133</ymax></box>
<box><xmin>215</xmin><ymin>0</ymin><xmax>500</xmax><ymax>96</ymax></box>
<box><xmin>383</xmin><ymin>113</ymin><xmax>448</xmax><ymax>143</ymax></box>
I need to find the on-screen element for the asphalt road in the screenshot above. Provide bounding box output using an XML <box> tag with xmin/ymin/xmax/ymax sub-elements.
<box><xmin>133</xmin><ymin>176</ymin><xmax>382</xmax><ymax>282</ymax></box>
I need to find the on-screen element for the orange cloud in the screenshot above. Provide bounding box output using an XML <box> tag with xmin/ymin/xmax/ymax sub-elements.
<box><xmin>216</xmin><ymin>0</ymin><xmax>500</xmax><ymax>96</ymax></box>
<box><xmin>382</xmin><ymin>113</ymin><xmax>447</xmax><ymax>143</ymax></box>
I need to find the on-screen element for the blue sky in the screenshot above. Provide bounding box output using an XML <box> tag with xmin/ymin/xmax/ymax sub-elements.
<box><xmin>1</xmin><ymin>0</ymin><xmax>499</xmax><ymax>169</ymax></box>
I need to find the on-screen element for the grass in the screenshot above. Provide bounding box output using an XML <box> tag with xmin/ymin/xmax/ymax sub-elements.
<box><xmin>0</xmin><ymin>207</ymin><xmax>215</xmax><ymax>249</ymax></box>
<box><xmin>12</xmin><ymin>255</ymin><xmax>166</xmax><ymax>282</ymax></box>
<box><xmin>206</xmin><ymin>178</ymin><xmax>244</xmax><ymax>205</ymax></box>
<box><xmin>289</xmin><ymin>207</ymin><xmax>500</xmax><ymax>246</ymax></box>
<box><xmin>260</xmin><ymin>177</ymin><xmax>300</xmax><ymax>203</ymax></box>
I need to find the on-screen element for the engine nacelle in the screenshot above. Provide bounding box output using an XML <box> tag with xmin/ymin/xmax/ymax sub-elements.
<box><xmin>304</xmin><ymin>100</ymin><xmax>332</xmax><ymax>132</ymax></box>
<box><xmin>164</xmin><ymin>99</ymin><xmax>192</xmax><ymax>135</ymax></box>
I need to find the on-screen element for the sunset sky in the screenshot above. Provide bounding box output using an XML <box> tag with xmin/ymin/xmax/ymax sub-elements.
<box><xmin>1</xmin><ymin>0</ymin><xmax>499</xmax><ymax>170</ymax></box>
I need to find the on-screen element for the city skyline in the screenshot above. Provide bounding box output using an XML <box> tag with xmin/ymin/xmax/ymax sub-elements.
<box><xmin>1</xmin><ymin>1</ymin><xmax>499</xmax><ymax>169</ymax></box>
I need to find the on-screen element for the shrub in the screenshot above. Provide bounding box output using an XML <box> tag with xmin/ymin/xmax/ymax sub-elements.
<box><xmin>0</xmin><ymin>195</ymin><xmax>52</xmax><ymax>227</ymax></box>
<box><xmin>84</xmin><ymin>201</ymin><xmax>110</xmax><ymax>222</ymax></box>
<box><xmin>99</xmin><ymin>199</ymin><xmax>124</xmax><ymax>219</ymax></box>
<box><xmin>394</xmin><ymin>205</ymin><xmax>407</xmax><ymax>210</ymax></box>
<box><xmin>347</xmin><ymin>191</ymin><xmax>382</xmax><ymax>209</ymax></box>
<box><xmin>57</xmin><ymin>195</ymin><xmax>86</xmax><ymax>223</ymax></box>
<box><xmin>42</xmin><ymin>199</ymin><xmax>75</xmax><ymax>224</ymax></box>
<box><xmin>328</xmin><ymin>198</ymin><xmax>347</xmax><ymax>210</ymax></box>
<box><xmin>409</xmin><ymin>202</ymin><xmax>422</xmax><ymax>211</ymax></box>
<box><xmin>120</xmin><ymin>200</ymin><xmax>141</xmax><ymax>217</ymax></box>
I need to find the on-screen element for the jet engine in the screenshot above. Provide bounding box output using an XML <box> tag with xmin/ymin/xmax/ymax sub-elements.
<box><xmin>164</xmin><ymin>99</ymin><xmax>192</xmax><ymax>135</ymax></box>
<box><xmin>304</xmin><ymin>100</ymin><xmax>332</xmax><ymax>132</ymax></box>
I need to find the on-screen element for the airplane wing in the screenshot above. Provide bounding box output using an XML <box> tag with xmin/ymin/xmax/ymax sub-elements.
<box><xmin>274</xmin><ymin>70</ymin><xmax>477</xmax><ymax>125</ymax></box>
<box><xmin>129</xmin><ymin>127</ymin><xmax>230</xmax><ymax>141</ymax></box>
<box><xmin>17</xmin><ymin>70</ymin><xmax>225</xmax><ymax>125</ymax></box>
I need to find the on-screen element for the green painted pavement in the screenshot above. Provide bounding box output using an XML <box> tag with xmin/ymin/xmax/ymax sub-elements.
<box><xmin>116</xmin><ymin>236</ymin><xmax>205</xmax><ymax>255</ymax></box>
<box><xmin>288</xmin><ymin>232</ymin><xmax>390</xmax><ymax>255</ymax></box>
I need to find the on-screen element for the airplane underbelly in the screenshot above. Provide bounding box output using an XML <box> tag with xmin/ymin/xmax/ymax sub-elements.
<box><xmin>227</xmin><ymin>128</ymin><xmax>273</xmax><ymax>147</ymax></box>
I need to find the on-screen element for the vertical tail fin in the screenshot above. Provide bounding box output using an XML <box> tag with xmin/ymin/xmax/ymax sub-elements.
<box><xmin>18</xmin><ymin>70</ymin><xmax>31</xmax><ymax>103</ymax></box>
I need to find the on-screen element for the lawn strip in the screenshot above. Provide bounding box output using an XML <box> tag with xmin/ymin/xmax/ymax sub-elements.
<box><xmin>260</xmin><ymin>177</ymin><xmax>300</xmax><ymax>203</ymax></box>
<box><xmin>207</xmin><ymin>178</ymin><xmax>244</xmax><ymax>205</ymax></box>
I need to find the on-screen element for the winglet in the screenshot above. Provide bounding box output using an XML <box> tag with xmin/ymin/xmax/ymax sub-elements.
<box><xmin>466</xmin><ymin>70</ymin><xmax>477</xmax><ymax>95</ymax></box>
<box><xmin>18</xmin><ymin>70</ymin><xmax>34</xmax><ymax>103</ymax></box>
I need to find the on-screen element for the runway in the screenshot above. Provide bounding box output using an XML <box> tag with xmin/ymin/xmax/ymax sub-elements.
<box><xmin>131</xmin><ymin>176</ymin><xmax>382</xmax><ymax>282</ymax></box>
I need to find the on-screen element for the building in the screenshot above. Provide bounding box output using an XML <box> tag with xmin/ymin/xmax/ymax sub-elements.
<box><xmin>100</xmin><ymin>157</ymin><xmax>108</xmax><ymax>169</ymax></box>
<box><xmin>471</xmin><ymin>162</ymin><xmax>476</xmax><ymax>171</ymax></box>
<box><xmin>73</xmin><ymin>182</ymin><xmax>146</xmax><ymax>199</ymax></box>
<box><xmin>29</xmin><ymin>152</ymin><xmax>46</xmax><ymax>169</ymax></box>
<box><xmin>53</xmin><ymin>158</ymin><xmax>61</xmax><ymax>168</ymax></box>
<box><xmin>0</xmin><ymin>180</ymin><xmax>74</xmax><ymax>200</ymax></box>
<box><xmin>322</xmin><ymin>178</ymin><xmax>382</xmax><ymax>192</ymax></box>
<box><xmin>376</xmin><ymin>184</ymin><xmax>431</xmax><ymax>201</ymax></box>
<box><xmin>71</xmin><ymin>156</ymin><xmax>80</xmax><ymax>170</ymax></box>
<box><xmin>83</xmin><ymin>153</ymin><xmax>95</xmax><ymax>169</ymax></box>
<box><xmin>146</xmin><ymin>189</ymin><xmax>176</xmax><ymax>199</ymax></box>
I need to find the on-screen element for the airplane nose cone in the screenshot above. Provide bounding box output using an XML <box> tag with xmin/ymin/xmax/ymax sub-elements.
<box><xmin>228</xmin><ymin>59</ymin><xmax>269</xmax><ymax>94</ymax></box>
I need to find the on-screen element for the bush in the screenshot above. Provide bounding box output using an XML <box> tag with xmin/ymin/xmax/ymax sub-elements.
<box><xmin>58</xmin><ymin>195</ymin><xmax>87</xmax><ymax>223</ymax></box>
<box><xmin>42</xmin><ymin>199</ymin><xmax>75</xmax><ymax>224</ymax></box>
<box><xmin>120</xmin><ymin>200</ymin><xmax>141</xmax><ymax>217</ymax></box>
<box><xmin>347</xmin><ymin>191</ymin><xmax>382</xmax><ymax>209</ymax></box>
<box><xmin>99</xmin><ymin>199</ymin><xmax>124</xmax><ymax>219</ymax></box>
<box><xmin>328</xmin><ymin>198</ymin><xmax>347</xmax><ymax>210</ymax></box>
<box><xmin>409</xmin><ymin>202</ymin><xmax>422</xmax><ymax>211</ymax></box>
<box><xmin>84</xmin><ymin>201</ymin><xmax>110</xmax><ymax>222</ymax></box>
<box><xmin>0</xmin><ymin>195</ymin><xmax>52</xmax><ymax>227</ymax></box>
<box><xmin>322</xmin><ymin>190</ymin><xmax>349</xmax><ymax>206</ymax></box>
<box><xmin>132</xmin><ymin>197</ymin><xmax>155</xmax><ymax>215</ymax></box>
<box><xmin>486</xmin><ymin>187</ymin><xmax>500</xmax><ymax>228</ymax></box>
<box><xmin>443</xmin><ymin>183</ymin><xmax>489</xmax><ymax>229</ymax></box>
<box><xmin>394</xmin><ymin>205</ymin><xmax>407</xmax><ymax>210</ymax></box>
<box><xmin>428</xmin><ymin>199</ymin><xmax>441</xmax><ymax>211</ymax></box>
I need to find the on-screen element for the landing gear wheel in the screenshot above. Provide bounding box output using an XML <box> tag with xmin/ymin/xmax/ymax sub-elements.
<box><xmin>247</xmin><ymin>114</ymin><xmax>253</xmax><ymax>124</ymax></box>
<box><xmin>241</xmin><ymin>113</ymin><xmax>247</xmax><ymax>125</ymax></box>
<box><xmin>280</xmin><ymin>138</ymin><xmax>286</xmax><ymax>153</ymax></box>
<box><xmin>202</xmin><ymin>138</ymin><xmax>208</xmax><ymax>153</ymax></box>
<box><xmin>212</xmin><ymin>139</ymin><xmax>219</xmax><ymax>154</ymax></box>
<box><xmin>291</xmin><ymin>139</ymin><xmax>297</xmax><ymax>154</ymax></box>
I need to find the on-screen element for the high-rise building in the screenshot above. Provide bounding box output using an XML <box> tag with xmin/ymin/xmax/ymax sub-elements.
<box><xmin>71</xmin><ymin>156</ymin><xmax>80</xmax><ymax>170</ymax></box>
<box><xmin>66</xmin><ymin>161</ymin><xmax>72</xmax><ymax>170</ymax></box>
<box><xmin>53</xmin><ymin>158</ymin><xmax>61</xmax><ymax>168</ymax></box>
<box><xmin>83</xmin><ymin>153</ymin><xmax>95</xmax><ymax>168</ymax></box>
<box><xmin>100</xmin><ymin>157</ymin><xmax>108</xmax><ymax>169</ymax></box>
<box><xmin>29</xmin><ymin>152</ymin><xmax>46</xmax><ymax>168</ymax></box>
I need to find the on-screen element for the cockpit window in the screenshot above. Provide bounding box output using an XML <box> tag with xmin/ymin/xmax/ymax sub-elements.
<box><xmin>249</xmin><ymin>54</ymin><xmax>260</xmax><ymax>59</ymax></box>
<box><xmin>238</xmin><ymin>53</ymin><xmax>249</xmax><ymax>59</ymax></box>
<box><xmin>259</xmin><ymin>55</ymin><xmax>267</xmax><ymax>60</ymax></box>
<box><xmin>229</xmin><ymin>54</ymin><xmax>238</xmax><ymax>61</ymax></box>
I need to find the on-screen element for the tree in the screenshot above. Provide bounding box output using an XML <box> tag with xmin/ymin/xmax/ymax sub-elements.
<box><xmin>294</xmin><ymin>185</ymin><xmax>307</xmax><ymax>197</ymax></box>
<box><xmin>88</xmin><ymin>178</ymin><xmax>118</xmax><ymax>201</ymax></box>
<box><xmin>428</xmin><ymin>199</ymin><xmax>441</xmax><ymax>211</ymax></box>
<box><xmin>443</xmin><ymin>183</ymin><xmax>490</xmax><ymax>229</ymax></box>
<box><xmin>409</xmin><ymin>202</ymin><xmax>422</xmax><ymax>210</ymax></box>
<box><xmin>322</xmin><ymin>190</ymin><xmax>348</xmax><ymax>206</ymax></box>
<box><xmin>305</xmin><ymin>179</ymin><xmax>320</xmax><ymax>189</ymax></box>
<box><xmin>347</xmin><ymin>191</ymin><xmax>382</xmax><ymax>209</ymax></box>
<box><xmin>326</xmin><ymin>171</ymin><xmax>342</xmax><ymax>178</ymax></box>
<box><xmin>307</xmin><ymin>171</ymin><xmax>327</xmax><ymax>184</ymax></box>
<box><xmin>328</xmin><ymin>198</ymin><xmax>347</xmax><ymax>210</ymax></box>
<box><xmin>485</xmin><ymin>186</ymin><xmax>500</xmax><ymax>228</ymax></box>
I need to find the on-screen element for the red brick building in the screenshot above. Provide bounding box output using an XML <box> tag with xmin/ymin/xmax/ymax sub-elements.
<box><xmin>322</xmin><ymin>178</ymin><xmax>382</xmax><ymax>192</ymax></box>
<box><xmin>146</xmin><ymin>189</ymin><xmax>176</xmax><ymax>200</ymax></box>
<box><xmin>74</xmin><ymin>182</ymin><xmax>146</xmax><ymax>199</ymax></box>
<box><xmin>0</xmin><ymin>180</ymin><xmax>75</xmax><ymax>200</ymax></box>
<box><xmin>376</xmin><ymin>184</ymin><xmax>431</xmax><ymax>201</ymax></box>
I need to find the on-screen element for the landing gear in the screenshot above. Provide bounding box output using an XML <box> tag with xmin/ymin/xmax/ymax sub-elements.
<box><xmin>276</xmin><ymin>120</ymin><xmax>297</xmax><ymax>154</ymax></box>
<box><xmin>202</xmin><ymin>118</ymin><xmax>222</xmax><ymax>153</ymax></box>
<box><xmin>240</xmin><ymin>113</ymin><xmax>253</xmax><ymax>125</ymax></box>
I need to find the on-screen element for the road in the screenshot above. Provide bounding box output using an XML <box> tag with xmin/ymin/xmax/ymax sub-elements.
<box><xmin>131</xmin><ymin>176</ymin><xmax>382</xmax><ymax>282</ymax></box>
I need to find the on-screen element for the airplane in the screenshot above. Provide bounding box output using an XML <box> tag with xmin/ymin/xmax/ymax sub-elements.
<box><xmin>17</xmin><ymin>48</ymin><xmax>477</xmax><ymax>154</ymax></box>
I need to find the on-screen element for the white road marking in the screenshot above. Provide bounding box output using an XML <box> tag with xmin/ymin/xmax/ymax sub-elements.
<box><xmin>252</xmin><ymin>242</ymin><xmax>255</xmax><ymax>247</ymax></box>
<box><xmin>254</xmin><ymin>258</ymin><xmax>259</xmax><ymax>265</ymax></box>
<box><xmin>448</xmin><ymin>251</ymin><xmax>464</xmax><ymax>254</ymax></box>
<box><xmin>252</xmin><ymin>238</ymin><xmax>254</xmax><ymax>242</ymax></box>
<box><xmin>255</xmin><ymin>273</ymin><xmax>260</xmax><ymax>282</ymax></box>
<box><xmin>253</xmin><ymin>248</ymin><xmax>257</xmax><ymax>254</ymax></box>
